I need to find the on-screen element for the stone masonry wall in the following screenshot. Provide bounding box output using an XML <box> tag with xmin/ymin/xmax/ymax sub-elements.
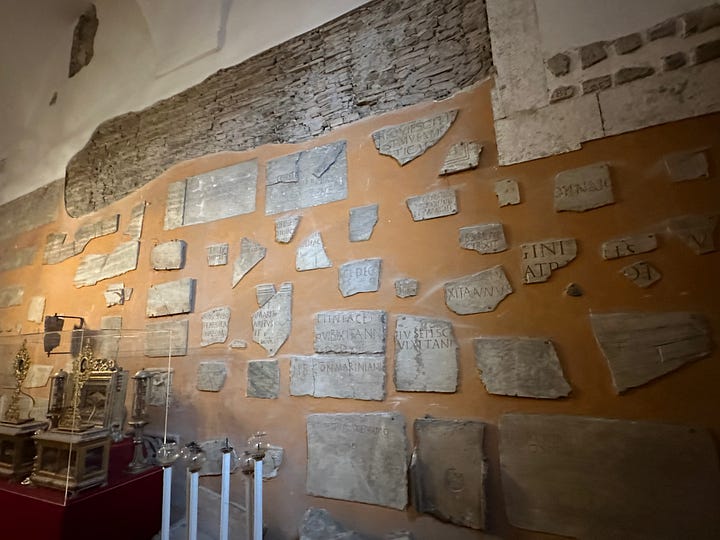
<box><xmin>65</xmin><ymin>0</ymin><xmax>492</xmax><ymax>217</ymax></box>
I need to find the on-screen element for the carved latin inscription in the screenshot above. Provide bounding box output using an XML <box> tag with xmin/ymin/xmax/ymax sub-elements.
<box><xmin>275</xmin><ymin>214</ymin><xmax>301</xmax><ymax>243</ymax></box>
<box><xmin>554</xmin><ymin>163</ymin><xmax>614</xmax><ymax>212</ymax></box>
<box><xmin>338</xmin><ymin>258</ymin><xmax>381</xmax><ymax>297</ymax></box>
<box><xmin>667</xmin><ymin>214</ymin><xmax>717</xmax><ymax>254</ymax></box>
<box><xmin>444</xmin><ymin>266</ymin><xmax>513</xmax><ymax>314</ymax></box>
<box><xmin>521</xmin><ymin>239</ymin><xmax>577</xmax><ymax>284</ymax></box>
<box><xmin>620</xmin><ymin>261</ymin><xmax>661</xmax><ymax>288</ymax></box>
<box><xmin>406</xmin><ymin>188</ymin><xmax>458</xmax><ymax>221</ymax></box>
<box><xmin>201</xmin><ymin>306</ymin><xmax>230</xmax><ymax>346</ymax></box>
<box><xmin>314</xmin><ymin>310</ymin><xmax>387</xmax><ymax>354</ymax></box>
<box><xmin>290</xmin><ymin>355</ymin><xmax>386</xmax><ymax>400</ymax></box>
<box><xmin>459</xmin><ymin>223</ymin><xmax>507</xmax><ymax>254</ymax></box>
<box><xmin>296</xmin><ymin>231</ymin><xmax>332</xmax><ymax>271</ymax></box>
<box><xmin>252</xmin><ymin>282</ymin><xmax>292</xmax><ymax>357</ymax></box>
<box><xmin>372</xmin><ymin>110</ymin><xmax>457</xmax><ymax>165</ymax></box>
<box><xmin>601</xmin><ymin>234</ymin><xmax>657</xmax><ymax>260</ymax></box>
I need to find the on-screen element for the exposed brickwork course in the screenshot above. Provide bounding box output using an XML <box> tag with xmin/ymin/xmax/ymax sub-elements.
<box><xmin>65</xmin><ymin>0</ymin><xmax>492</xmax><ymax>217</ymax></box>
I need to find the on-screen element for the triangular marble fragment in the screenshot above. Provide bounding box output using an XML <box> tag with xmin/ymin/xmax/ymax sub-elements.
<box><xmin>296</xmin><ymin>232</ymin><xmax>332</xmax><ymax>271</ymax></box>
<box><xmin>667</xmin><ymin>214</ymin><xmax>717</xmax><ymax>254</ymax></box>
<box><xmin>439</xmin><ymin>141</ymin><xmax>482</xmax><ymax>175</ymax></box>
<box><xmin>232</xmin><ymin>238</ymin><xmax>266</xmax><ymax>287</ymax></box>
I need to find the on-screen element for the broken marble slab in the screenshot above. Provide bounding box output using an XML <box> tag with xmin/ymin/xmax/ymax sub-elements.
<box><xmin>591</xmin><ymin>311</ymin><xmax>712</xmax><ymax>392</ymax></box>
<box><xmin>144</xmin><ymin>319</ymin><xmax>189</xmax><ymax>357</ymax></box>
<box><xmin>601</xmin><ymin>233</ymin><xmax>657</xmax><ymax>259</ymax></box>
<box><xmin>229</xmin><ymin>339</ymin><xmax>247</xmax><ymax>349</ymax></box>
<box><xmin>275</xmin><ymin>214</ymin><xmax>301</xmax><ymax>243</ymax></box>
<box><xmin>459</xmin><ymin>223</ymin><xmax>507</xmax><ymax>254</ymax></box>
<box><xmin>206</xmin><ymin>243</ymin><xmax>228</xmax><ymax>266</ymax></box>
<box><xmin>100</xmin><ymin>316</ymin><xmax>122</xmax><ymax>330</ymax></box>
<box><xmin>444</xmin><ymin>266</ymin><xmax>513</xmax><ymax>315</ymax></box>
<box><xmin>495</xmin><ymin>178</ymin><xmax>521</xmax><ymax>207</ymax></box>
<box><xmin>395</xmin><ymin>315</ymin><xmax>458</xmax><ymax>393</ymax></box>
<box><xmin>197</xmin><ymin>438</ymin><xmax>239</xmax><ymax>476</ymax></box>
<box><xmin>262</xmin><ymin>444</ymin><xmax>284</xmax><ymax>479</ymax></box>
<box><xmin>439</xmin><ymin>141</ymin><xmax>482</xmax><ymax>175</ymax></box>
<box><xmin>124</xmin><ymin>201</ymin><xmax>146</xmax><ymax>240</ymax></box>
<box><xmin>0</xmin><ymin>285</ymin><xmax>23</xmax><ymax>308</ymax></box>
<box><xmin>306</xmin><ymin>412</ymin><xmax>408</xmax><ymax>509</ymax></box>
<box><xmin>473</xmin><ymin>337</ymin><xmax>571</xmax><ymax>399</ymax></box>
<box><xmin>299</xmin><ymin>508</ymin><xmax>359</xmax><ymax>540</ymax></box>
<box><xmin>338</xmin><ymin>258</ymin><xmax>381</xmax><ymax>297</ymax></box>
<box><xmin>296</xmin><ymin>231</ymin><xmax>332</xmax><ymax>271</ymax></box>
<box><xmin>664</xmin><ymin>149</ymin><xmax>709</xmax><ymax>182</ymax></box>
<box><xmin>255</xmin><ymin>284</ymin><xmax>276</xmax><ymax>307</ymax></box>
<box><xmin>252</xmin><ymin>282</ymin><xmax>292</xmax><ymax>356</ymax></box>
<box><xmin>201</xmin><ymin>306</ymin><xmax>230</xmax><ymax>346</ymax></box>
<box><xmin>372</xmin><ymin>110</ymin><xmax>457</xmax><ymax>166</ymax></box>
<box><xmin>23</xmin><ymin>365</ymin><xmax>53</xmax><ymax>388</ymax></box>
<box><xmin>146</xmin><ymin>277</ymin><xmax>195</xmax><ymax>317</ymax></box>
<box><xmin>163</xmin><ymin>180</ymin><xmax>186</xmax><ymax>231</ymax></box>
<box><xmin>27</xmin><ymin>296</ymin><xmax>46</xmax><ymax>323</ymax></box>
<box><xmin>394</xmin><ymin>278</ymin><xmax>418</xmax><ymax>298</ymax></box>
<box><xmin>265</xmin><ymin>141</ymin><xmax>347</xmax><ymax>215</ymax></box>
<box><xmin>667</xmin><ymin>214</ymin><xmax>717</xmax><ymax>254</ymax></box>
<box><xmin>554</xmin><ymin>163</ymin><xmax>614</xmax><ymax>212</ymax></box>
<box><xmin>406</xmin><ymin>188</ymin><xmax>458</xmax><ymax>221</ymax></box>
<box><xmin>104</xmin><ymin>283</ymin><xmax>132</xmax><ymax>307</ymax></box>
<box><xmin>0</xmin><ymin>246</ymin><xmax>36</xmax><ymax>273</ymax></box>
<box><xmin>314</xmin><ymin>310</ymin><xmax>386</xmax><ymax>354</ymax></box>
<box><xmin>291</xmin><ymin>354</ymin><xmax>385</xmax><ymax>400</ymax></box>
<box><xmin>196</xmin><ymin>361</ymin><xmax>228</xmax><ymax>392</ymax></box>
<box><xmin>73</xmin><ymin>240</ymin><xmax>140</xmax><ymax>287</ymax></box>
<box><xmin>246</xmin><ymin>359</ymin><xmax>279</xmax><ymax>399</ymax></box>
<box><xmin>411</xmin><ymin>417</ymin><xmax>487</xmax><ymax>530</ymax></box>
<box><xmin>43</xmin><ymin>214</ymin><xmax>119</xmax><ymax>265</ymax></box>
<box><xmin>521</xmin><ymin>238</ymin><xmax>577</xmax><ymax>284</ymax></box>
<box><xmin>151</xmin><ymin>240</ymin><xmax>187</xmax><ymax>270</ymax></box>
<box><xmin>499</xmin><ymin>413</ymin><xmax>720</xmax><ymax>539</ymax></box>
<box><xmin>349</xmin><ymin>204</ymin><xmax>378</xmax><ymax>242</ymax></box>
<box><xmin>620</xmin><ymin>261</ymin><xmax>662</xmax><ymax>288</ymax></box>
<box><xmin>146</xmin><ymin>367</ymin><xmax>174</xmax><ymax>406</ymax></box>
<box><xmin>232</xmin><ymin>238</ymin><xmax>266</xmax><ymax>287</ymax></box>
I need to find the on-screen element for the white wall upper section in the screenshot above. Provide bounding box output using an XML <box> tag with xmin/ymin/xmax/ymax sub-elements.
<box><xmin>0</xmin><ymin>0</ymin><xmax>370</xmax><ymax>205</ymax></box>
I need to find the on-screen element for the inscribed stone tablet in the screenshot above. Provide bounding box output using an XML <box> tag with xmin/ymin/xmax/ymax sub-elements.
<box><xmin>290</xmin><ymin>355</ymin><xmax>385</xmax><ymax>400</ymax></box>
<box><xmin>124</xmin><ymin>202</ymin><xmax>146</xmax><ymax>240</ymax></box>
<box><xmin>0</xmin><ymin>285</ymin><xmax>23</xmax><ymax>307</ymax></box>
<box><xmin>73</xmin><ymin>240</ymin><xmax>140</xmax><ymax>287</ymax></box>
<box><xmin>590</xmin><ymin>312</ymin><xmax>711</xmax><ymax>393</ymax></box>
<box><xmin>265</xmin><ymin>141</ymin><xmax>347</xmax><ymax>215</ymax></box>
<box><xmin>274</xmin><ymin>214</ymin><xmax>301</xmax><ymax>243</ymax></box>
<box><xmin>146</xmin><ymin>368</ymin><xmax>174</xmax><ymax>405</ymax></box>
<box><xmin>296</xmin><ymin>232</ymin><xmax>332</xmax><ymax>271</ymax></box>
<box><xmin>146</xmin><ymin>278</ymin><xmax>196</xmax><ymax>317</ymax></box>
<box><xmin>151</xmin><ymin>240</ymin><xmax>187</xmax><ymax>270</ymax></box>
<box><xmin>554</xmin><ymin>163</ymin><xmax>614</xmax><ymax>212</ymax></box>
<box><xmin>27</xmin><ymin>296</ymin><xmax>46</xmax><ymax>323</ymax></box>
<box><xmin>196</xmin><ymin>361</ymin><xmax>228</xmax><ymax>392</ymax></box>
<box><xmin>664</xmin><ymin>149</ymin><xmax>709</xmax><ymax>181</ymax></box>
<box><xmin>395</xmin><ymin>315</ymin><xmax>458</xmax><ymax>392</ymax></box>
<box><xmin>439</xmin><ymin>141</ymin><xmax>482</xmax><ymax>175</ymax></box>
<box><xmin>229</xmin><ymin>339</ymin><xmax>247</xmax><ymax>349</ymax></box>
<box><xmin>406</xmin><ymin>189</ymin><xmax>458</xmax><ymax>221</ymax></box>
<box><xmin>306</xmin><ymin>412</ymin><xmax>408</xmax><ymax>509</ymax></box>
<box><xmin>314</xmin><ymin>310</ymin><xmax>387</xmax><ymax>354</ymax></box>
<box><xmin>349</xmin><ymin>204</ymin><xmax>378</xmax><ymax>242</ymax></box>
<box><xmin>459</xmin><ymin>223</ymin><xmax>507</xmax><ymax>254</ymax></box>
<box><xmin>338</xmin><ymin>258</ymin><xmax>381</xmax><ymax>297</ymax></box>
<box><xmin>206</xmin><ymin>243</ymin><xmax>228</xmax><ymax>266</ymax></box>
<box><xmin>495</xmin><ymin>178</ymin><xmax>520</xmax><ymax>207</ymax></box>
<box><xmin>473</xmin><ymin>337</ymin><xmax>570</xmax><ymax>399</ymax></box>
<box><xmin>394</xmin><ymin>278</ymin><xmax>418</xmax><ymax>298</ymax></box>
<box><xmin>252</xmin><ymin>283</ymin><xmax>292</xmax><ymax>357</ymax></box>
<box><xmin>444</xmin><ymin>266</ymin><xmax>512</xmax><ymax>315</ymax></box>
<box><xmin>198</xmin><ymin>439</ymin><xmax>239</xmax><ymax>476</ymax></box>
<box><xmin>601</xmin><ymin>233</ymin><xmax>657</xmax><ymax>259</ymax></box>
<box><xmin>145</xmin><ymin>319</ymin><xmax>189</xmax><ymax>357</ymax></box>
<box><xmin>0</xmin><ymin>246</ymin><xmax>36</xmax><ymax>273</ymax></box>
<box><xmin>247</xmin><ymin>360</ymin><xmax>279</xmax><ymax>399</ymax></box>
<box><xmin>232</xmin><ymin>238</ymin><xmax>266</xmax><ymax>287</ymax></box>
<box><xmin>620</xmin><ymin>261</ymin><xmax>662</xmax><ymax>288</ymax></box>
<box><xmin>521</xmin><ymin>238</ymin><xmax>577</xmax><ymax>284</ymax></box>
<box><xmin>499</xmin><ymin>413</ymin><xmax>720</xmax><ymax>539</ymax></box>
<box><xmin>201</xmin><ymin>306</ymin><xmax>230</xmax><ymax>346</ymax></box>
<box><xmin>372</xmin><ymin>110</ymin><xmax>457</xmax><ymax>166</ymax></box>
<box><xmin>411</xmin><ymin>418</ymin><xmax>487</xmax><ymax>529</ymax></box>
<box><xmin>163</xmin><ymin>180</ymin><xmax>186</xmax><ymax>230</ymax></box>
<box><xmin>23</xmin><ymin>365</ymin><xmax>53</xmax><ymax>388</ymax></box>
<box><xmin>667</xmin><ymin>214</ymin><xmax>717</xmax><ymax>254</ymax></box>
<box><xmin>255</xmin><ymin>284</ymin><xmax>276</xmax><ymax>307</ymax></box>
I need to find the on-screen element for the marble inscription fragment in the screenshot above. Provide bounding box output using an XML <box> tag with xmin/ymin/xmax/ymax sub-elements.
<box><xmin>444</xmin><ymin>266</ymin><xmax>512</xmax><ymax>315</ymax></box>
<box><xmin>44</xmin><ymin>214</ymin><xmax>119</xmax><ymax>265</ymax></box>
<box><xmin>439</xmin><ymin>141</ymin><xmax>482</xmax><ymax>175</ymax></box>
<box><xmin>591</xmin><ymin>312</ymin><xmax>712</xmax><ymax>392</ymax></box>
<box><xmin>296</xmin><ymin>232</ymin><xmax>332</xmax><ymax>271</ymax></box>
<box><xmin>196</xmin><ymin>361</ymin><xmax>228</xmax><ymax>392</ymax></box>
<box><xmin>103</xmin><ymin>283</ymin><xmax>132</xmax><ymax>307</ymax></box>
<box><xmin>554</xmin><ymin>163</ymin><xmax>614</xmax><ymax>212</ymax></box>
<box><xmin>348</xmin><ymin>204</ymin><xmax>378</xmax><ymax>242</ymax></box>
<box><xmin>338</xmin><ymin>258</ymin><xmax>381</xmax><ymax>297</ymax></box>
<box><xmin>23</xmin><ymin>365</ymin><xmax>54</xmax><ymax>388</ymax></box>
<box><xmin>163</xmin><ymin>180</ymin><xmax>186</xmax><ymax>230</ymax></box>
<box><xmin>521</xmin><ymin>238</ymin><xmax>577</xmax><ymax>284</ymax></box>
<box><xmin>0</xmin><ymin>285</ymin><xmax>24</xmax><ymax>308</ymax></box>
<box><xmin>0</xmin><ymin>246</ymin><xmax>36</xmax><ymax>273</ymax></box>
<box><xmin>314</xmin><ymin>310</ymin><xmax>386</xmax><ymax>354</ymax></box>
<box><xmin>473</xmin><ymin>337</ymin><xmax>570</xmax><ymax>399</ymax></box>
<box><xmin>667</xmin><ymin>214</ymin><xmax>717</xmax><ymax>254</ymax></box>
<box><xmin>274</xmin><ymin>214</ymin><xmax>301</xmax><ymax>243</ymax></box>
<box><xmin>232</xmin><ymin>238</ymin><xmax>266</xmax><ymax>287</ymax></box>
<box><xmin>265</xmin><ymin>141</ymin><xmax>347</xmax><ymax>215</ymax></box>
<box><xmin>247</xmin><ymin>360</ymin><xmax>279</xmax><ymax>399</ymax></box>
<box><xmin>306</xmin><ymin>412</ymin><xmax>408</xmax><ymax>509</ymax></box>
<box><xmin>394</xmin><ymin>278</ymin><xmax>418</xmax><ymax>298</ymax></box>
<box><xmin>229</xmin><ymin>339</ymin><xmax>247</xmax><ymax>349</ymax></box>
<box><xmin>601</xmin><ymin>233</ymin><xmax>657</xmax><ymax>260</ymax></box>
<box><xmin>73</xmin><ymin>240</ymin><xmax>140</xmax><ymax>287</ymax></box>
<box><xmin>27</xmin><ymin>296</ymin><xmax>46</xmax><ymax>323</ymax></box>
<box><xmin>664</xmin><ymin>150</ymin><xmax>709</xmax><ymax>182</ymax></box>
<box><xmin>395</xmin><ymin>315</ymin><xmax>458</xmax><ymax>392</ymax></box>
<box><xmin>495</xmin><ymin>178</ymin><xmax>521</xmax><ymax>207</ymax></box>
<box><xmin>500</xmin><ymin>413</ymin><xmax>720</xmax><ymax>539</ymax></box>
<box><xmin>255</xmin><ymin>284</ymin><xmax>276</xmax><ymax>307</ymax></box>
<box><xmin>620</xmin><ymin>261</ymin><xmax>661</xmax><ymax>288</ymax></box>
<box><xmin>206</xmin><ymin>243</ymin><xmax>229</xmax><ymax>266</ymax></box>
<box><xmin>406</xmin><ymin>188</ymin><xmax>458</xmax><ymax>221</ymax></box>
<box><xmin>372</xmin><ymin>110</ymin><xmax>457</xmax><ymax>165</ymax></box>
<box><xmin>459</xmin><ymin>223</ymin><xmax>507</xmax><ymax>254</ymax></box>
<box><xmin>411</xmin><ymin>418</ymin><xmax>487</xmax><ymax>529</ymax></box>
<box><xmin>201</xmin><ymin>306</ymin><xmax>230</xmax><ymax>346</ymax></box>
<box><xmin>124</xmin><ymin>201</ymin><xmax>146</xmax><ymax>240</ymax></box>
<box><xmin>146</xmin><ymin>368</ymin><xmax>173</xmax><ymax>405</ymax></box>
<box><xmin>252</xmin><ymin>282</ymin><xmax>292</xmax><ymax>357</ymax></box>
<box><xmin>290</xmin><ymin>355</ymin><xmax>386</xmax><ymax>400</ymax></box>
<box><xmin>145</xmin><ymin>319</ymin><xmax>189</xmax><ymax>357</ymax></box>
<box><xmin>151</xmin><ymin>240</ymin><xmax>187</xmax><ymax>270</ymax></box>
<box><xmin>146</xmin><ymin>277</ymin><xmax>195</xmax><ymax>317</ymax></box>
<box><xmin>198</xmin><ymin>439</ymin><xmax>239</xmax><ymax>476</ymax></box>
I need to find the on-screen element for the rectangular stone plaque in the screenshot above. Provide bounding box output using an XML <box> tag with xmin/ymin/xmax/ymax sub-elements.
<box><xmin>394</xmin><ymin>278</ymin><xmax>418</xmax><ymax>298</ymax></box>
<box><xmin>444</xmin><ymin>266</ymin><xmax>513</xmax><ymax>314</ymax></box>
<box><xmin>290</xmin><ymin>355</ymin><xmax>386</xmax><ymax>400</ymax></box>
<box><xmin>372</xmin><ymin>110</ymin><xmax>457</xmax><ymax>165</ymax></box>
<box><xmin>495</xmin><ymin>178</ymin><xmax>521</xmax><ymax>206</ymax></box>
<box><xmin>201</xmin><ymin>306</ymin><xmax>230</xmax><ymax>346</ymax></box>
<box><xmin>554</xmin><ymin>163</ymin><xmax>614</xmax><ymax>212</ymax></box>
<box><xmin>247</xmin><ymin>360</ymin><xmax>279</xmax><ymax>399</ymax></box>
<box><xmin>601</xmin><ymin>233</ymin><xmax>657</xmax><ymax>259</ymax></box>
<box><xmin>521</xmin><ymin>238</ymin><xmax>577</xmax><ymax>284</ymax></box>
<box><xmin>349</xmin><ymin>204</ymin><xmax>378</xmax><ymax>242</ymax></box>
<box><xmin>124</xmin><ymin>201</ymin><xmax>146</xmax><ymax>240</ymax></box>
<box><xmin>306</xmin><ymin>412</ymin><xmax>408</xmax><ymax>509</ymax></box>
<box><xmin>459</xmin><ymin>223</ymin><xmax>507</xmax><ymax>254</ymax></box>
<box><xmin>144</xmin><ymin>319</ymin><xmax>189</xmax><ymax>357</ymax></box>
<box><xmin>206</xmin><ymin>243</ymin><xmax>229</xmax><ymax>266</ymax></box>
<box><xmin>338</xmin><ymin>258</ymin><xmax>381</xmax><ymax>297</ymax></box>
<box><xmin>314</xmin><ymin>310</ymin><xmax>387</xmax><ymax>354</ymax></box>
<box><xmin>73</xmin><ymin>240</ymin><xmax>140</xmax><ymax>287</ymax></box>
<box><xmin>664</xmin><ymin>149</ymin><xmax>709</xmax><ymax>181</ymax></box>
<box><xmin>27</xmin><ymin>295</ymin><xmax>46</xmax><ymax>323</ymax></box>
<box><xmin>197</xmin><ymin>361</ymin><xmax>228</xmax><ymax>392</ymax></box>
<box><xmin>0</xmin><ymin>285</ymin><xmax>23</xmax><ymax>308</ymax></box>
<box><xmin>163</xmin><ymin>181</ymin><xmax>186</xmax><ymax>230</ymax></box>
<box><xmin>252</xmin><ymin>282</ymin><xmax>292</xmax><ymax>357</ymax></box>
<box><xmin>500</xmin><ymin>413</ymin><xmax>720</xmax><ymax>539</ymax></box>
<box><xmin>265</xmin><ymin>141</ymin><xmax>347</xmax><ymax>215</ymax></box>
<box><xmin>439</xmin><ymin>141</ymin><xmax>482</xmax><ymax>175</ymax></box>
<box><xmin>151</xmin><ymin>240</ymin><xmax>187</xmax><ymax>270</ymax></box>
<box><xmin>406</xmin><ymin>188</ymin><xmax>458</xmax><ymax>221</ymax></box>
<box><xmin>146</xmin><ymin>277</ymin><xmax>196</xmax><ymax>317</ymax></box>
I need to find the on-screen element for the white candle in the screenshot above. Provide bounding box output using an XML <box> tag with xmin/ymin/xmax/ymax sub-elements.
<box><xmin>188</xmin><ymin>470</ymin><xmax>200</xmax><ymax>540</ymax></box>
<box><xmin>161</xmin><ymin>466</ymin><xmax>172</xmax><ymax>540</ymax></box>
<box><xmin>219</xmin><ymin>451</ymin><xmax>231</xmax><ymax>540</ymax></box>
<box><xmin>254</xmin><ymin>459</ymin><xmax>263</xmax><ymax>540</ymax></box>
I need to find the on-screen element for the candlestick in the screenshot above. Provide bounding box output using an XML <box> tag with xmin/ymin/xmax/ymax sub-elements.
<box><xmin>220</xmin><ymin>438</ymin><xmax>233</xmax><ymax>540</ymax></box>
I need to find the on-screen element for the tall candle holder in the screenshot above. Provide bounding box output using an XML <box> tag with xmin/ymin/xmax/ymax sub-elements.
<box><xmin>156</xmin><ymin>441</ymin><xmax>180</xmax><ymax>540</ymax></box>
<box><xmin>180</xmin><ymin>442</ymin><xmax>207</xmax><ymax>540</ymax></box>
<box><xmin>58</xmin><ymin>340</ymin><xmax>94</xmax><ymax>432</ymax></box>
<box><xmin>3</xmin><ymin>340</ymin><xmax>32</xmax><ymax>424</ymax></box>
<box><xmin>127</xmin><ymin>368</ymin><xmax>151</xmax><ymax>473</ymax></box>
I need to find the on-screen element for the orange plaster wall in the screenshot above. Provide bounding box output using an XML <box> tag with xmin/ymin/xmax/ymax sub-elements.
<box><xmin>1</xmin><ymin>79</ymin><xmax>719</xmax><ymax>539</ymax></box>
